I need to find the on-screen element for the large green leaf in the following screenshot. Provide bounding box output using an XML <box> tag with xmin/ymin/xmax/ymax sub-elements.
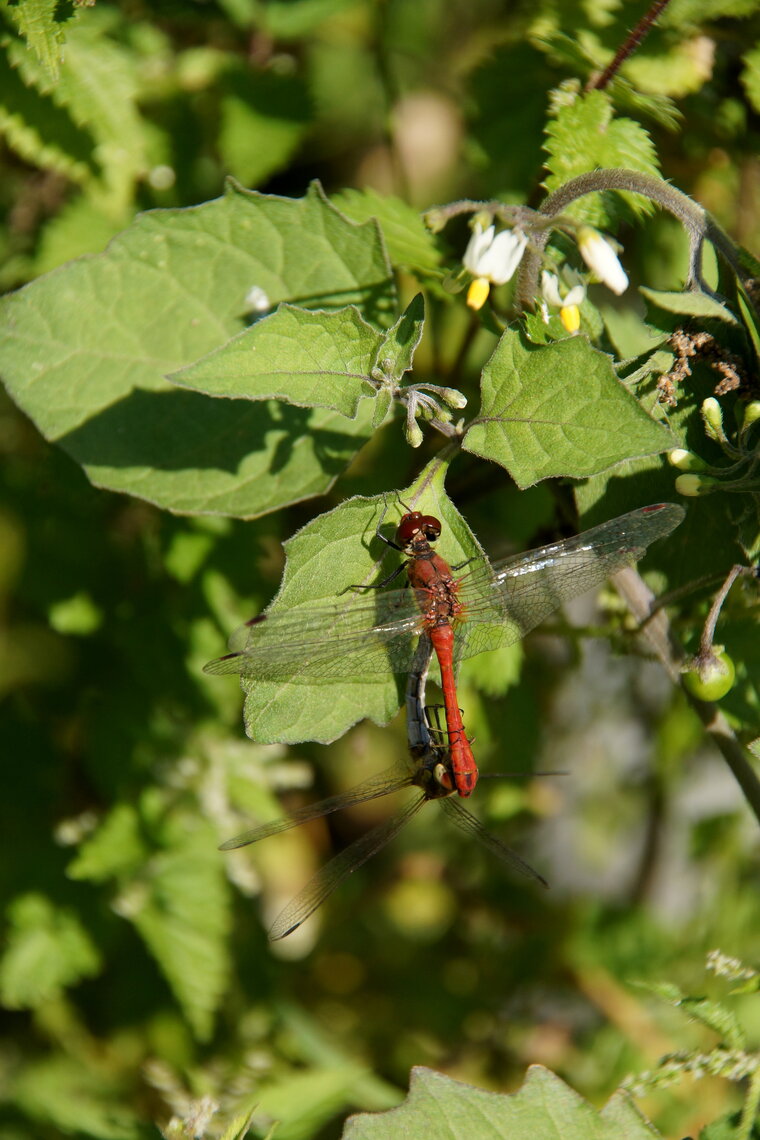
<box><xmin>171</xmin><ymin>304</ymin><xmax>384</xmax><ymax>417</ymax></box>
<box><xmin>463</xmin><ymin>331</ymin><xmax>674</xmax><ymax>488</ymax></box>
<box><xmin>343</xmin><ymin>1066</ymin><xmax>662</xmax><ymax>1139</ymax></box>
<box><xmin>0</xmin><ymin>181</ymin><xmax>395</xmax><ymax>517</ymax></box>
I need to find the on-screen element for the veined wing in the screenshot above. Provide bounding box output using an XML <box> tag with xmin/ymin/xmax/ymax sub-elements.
<box><xmin>219</xmin><ymin>763</ymin><xmax>414</xmax><ymax>850</ymax></box>
<box><xmin>268</xmin><ymin>795</ymin><xmax>426</xmax><ymax>940</ymax></box>
<box><xmin>453</xmin><ymin>503</ymin><xmax>685</xmax><ymax>661</ymax></box>
<box><xmin>440</xmin><ymin>799</ymin><xmax>547</xmax><ymax>885</ymax></box>
<box><xmin>204</xmin><ymin>587</ymin><xmax>427</xmax><ymax>681</ymax></box>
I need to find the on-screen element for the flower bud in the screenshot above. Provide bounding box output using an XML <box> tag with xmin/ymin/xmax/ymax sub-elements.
<box><xmin>668</xmin><ymin>448</ymin><xmax>708</xmax><ymax>472</ymax></box>
<box><xmin>701</xmin><ymin>397</ymin><xmax>725</xmax><ymax>442</ymax></box>
<box><xmin>405</xmin><ymin>420</ymin><xmax>424</xmax><ymax>448</ymax></box>
<box><xmin>675</xmin><ymin>473</ymin><xmax>705</xmax><ymax>497</ymax></box>
<box><xmin>439</xmin><ymin>388</ymin><xmax>468</xmax><ymax>410</ymax></box>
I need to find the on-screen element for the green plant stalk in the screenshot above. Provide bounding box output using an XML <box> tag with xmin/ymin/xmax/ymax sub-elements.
<box><xmin>737</xmin><ymin>1061</ymin><xmax>760</xmax><ymax>1140</ymax></box>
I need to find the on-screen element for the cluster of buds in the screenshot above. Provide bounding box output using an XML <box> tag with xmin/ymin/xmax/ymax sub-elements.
<box><xmin>669</xmin><ymin>397</ymin><xmax>760</xmax><ymax>496</ymax></box>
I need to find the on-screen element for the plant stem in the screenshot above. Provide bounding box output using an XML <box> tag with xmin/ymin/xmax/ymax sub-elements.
<box><xmin>737</xmin><ymin>1062</ymin><xmax>760</xmax><ymax>1140</ymax></box>
<box><xmin>612</xmin><ymin>566</ymin><xmax>760</xmax><ymax>828</ymax></box>
<box><xmin>586</xmin><ymin>0</ymin><xmax>673</xmax><ymax>92</ymax></box>
<box><xmin>516</xmin><ymin>169</ymin><xmax>746</xmax><ymax>309</ymax></box>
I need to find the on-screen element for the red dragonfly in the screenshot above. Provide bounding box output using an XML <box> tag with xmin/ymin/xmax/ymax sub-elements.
<box><xmin>206</xmin><ymin>502</ymin><xmax>684</xmax><ymax>797</ymax></box>
<box><xmin>219</xmin><ymin>640</ymin><xmax>547</xmax><ymax>941</ymax></box>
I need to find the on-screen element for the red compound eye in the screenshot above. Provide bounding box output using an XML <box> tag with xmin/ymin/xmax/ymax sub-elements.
<box><xmin>395</xmin><ymin>512</ymin><xmax>441</xmax><ymax>546</ymax></box>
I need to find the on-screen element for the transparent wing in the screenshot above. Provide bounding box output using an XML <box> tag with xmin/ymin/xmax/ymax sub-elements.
<box><xmin>268</xmin><ymin>795</ymin><xmax>426</xmax><ymax>941</ymax></box>
<box><xmin>440</xmin><ymin>798</ymin><xmax>547</xmax><ymax>886</ymax></box>
<box><xmin>206</xmin><ymin>503</ymin><xmax>684</xmax><ymax>682</ymax></box>
<box><xmin>455</xmin><ymin>503</ymin><xmax>684</xmax><ymax>660</ymax></box>
<box><xmin>219</xmin><ymin>764</ymin><xmax>415</xmax><ymax>851</ymax></box>
<box><xmin>204</xmin><ymin>589</ymin><xmax>425</xmax><ymax>681</ymax></box>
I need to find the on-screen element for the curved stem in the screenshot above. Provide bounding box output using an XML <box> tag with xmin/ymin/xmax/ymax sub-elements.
<box><xmin>516</xmin><ymin>169</ymin><xmax>745</xmax><ymax>310</ymax></box>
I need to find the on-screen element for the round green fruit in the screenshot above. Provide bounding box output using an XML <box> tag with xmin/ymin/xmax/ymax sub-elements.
<box><xmin>682</xmin><ymin>650</ymin><xmax>736</xmax><ymax>701</ymax></box>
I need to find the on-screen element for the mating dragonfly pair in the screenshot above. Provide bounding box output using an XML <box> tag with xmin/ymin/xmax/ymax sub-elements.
<box><xmin>206</xmin><ymin>501</ymin><xmax>684</xmax><ymax>939</ymax></box>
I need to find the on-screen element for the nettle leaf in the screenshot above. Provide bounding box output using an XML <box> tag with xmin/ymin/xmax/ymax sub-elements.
<box><xmin>4</xmin><ymin>0</ymin><xmax>70</xmax><ymax>82</ymax></box>
<box><xmin>462</xmin><ymin>331</ymin><xmax>673</xmax><ymax>488</ymax></box>
<box><xmin>343</xmin><ymin>1065</ymin><xmax>662</xmax><ymax>1139</ymax></box>
<box><xmin>207</xmin><ymin>458</ymin><xmax>479</xmax><ymax>744</ymax></box>
<box><xmin>130</xmin><ymin>822</ymin><xmax>231</xmax><ymax>1042</ymax></box>
<box><xmin>171</xmin><ymin>305</ymin><xmax>384</xmax><ymax>417</ymax></box>
<box><xmin>0</xmin><ymin>181</ymin><xmax>394</xmax><ymax>518</ymax></box>
<box><xmin>0</xmin><ymin>37</ymin><xmax>93</xmax><ymax>183</ymax></box>
<box><xmin>332</xmin><ymin>187</ymin><xmax>443</xmax><ymax>278</ymax></box>
<box><xmin>543</xmin><ymin>92</ymin><xmax>659</xmax><ymax>227</ymax></box>
<box><xmin>4</xmin><ymin>10</ymin><xmax>146</xmax><ymax>202</ymax></box>
<box><xmin>0</xmin><ymin>894</ymin><xmax>101</xmax><ymax>1009</ymax></box>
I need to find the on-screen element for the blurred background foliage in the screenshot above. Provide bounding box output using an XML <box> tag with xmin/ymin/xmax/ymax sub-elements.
<box><xmin>0</xmin><ymin>0</ymin><xmax>759</xmax><ymax>1137</ymax></box>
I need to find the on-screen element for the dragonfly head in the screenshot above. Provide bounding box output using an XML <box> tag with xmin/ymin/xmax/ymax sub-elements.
<box><xmin>395</xmin><ymin>512</ymin><xmax>442</xmax><ymax>552</ymax></box>
<box><xmin>410</xmin><ymin>749</ymin><xmax>456</xmax><ymax>800</ymax></box>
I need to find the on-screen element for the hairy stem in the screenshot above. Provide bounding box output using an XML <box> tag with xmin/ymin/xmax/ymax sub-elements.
<box><xmin>586</xmin><ymin>0</ymin><xmax>673</xmax><ymax>92</ymax></box>
<box><xmin>516</xmin><ymin>168</ymin><xmax>745</xmax><ymax>309</ymax></box>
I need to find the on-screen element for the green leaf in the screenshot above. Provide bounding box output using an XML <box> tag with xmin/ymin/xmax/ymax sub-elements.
<box><xmin>741</xmin><ymin>46</ymin><xmax>760</xmax><ymax>113</ymax></box>
<box><xmin>67</xmin><ymin>803</ymin><xmax>148</xmax><ymax>883</ymax></box>
<box><xmin>462</xmin><ymin>331</ymin><xmax>674</xmax><ymax>488</ymax></box>
<box><xmin>0</xmin><ymin>37</ymin><xmax>93</xmax><ymax>183</ymax></box>
<box><xmin>171</xmin><ymin>305</ymin><xmax>384</xmax><ymax>418</ymax></box>
<box><xmin>11</xmin><ymin>1055</ymin><xmax>143</xmax><ymax>1140</ymax></box>
<box><xmin>262</xmin><ymin>0</ymin><xmax>355</xmax><ymax>38</ymax></box>
<box><xmin>638</xmin><ymin>980</ymin><xmax>747</xmax><ymax>1050</ymax></box>
<box><xmin>0</xmin><ymin>894</ymin><xmax>101</xmax><ymax>1009</ymax></box>
<box><xmin>252</xmin><ymin>1065</ymin><xmax>375</xmax><ymax>1140</ymax></box>
<box><xmin>543</xmin><ymin>92</ymin><xmax>660</xmax><ymax>227</ymax></box>
<box><xmin>215</xmin><ymin>459</ymin><xmax>478</xmax><ymax>744</ymax></box>
<box><xmin>130</xmin><ymin>822</ymin><xmax>231</xmax><ymax>1042</ymax></box>
<box><xmin>376</xmin><ymin>293</ymin><xmax>425</xmax><ymax>382</ymax></box>
<box><xmin>4</xmin><ymin>9</ymin><xmax>147</xmax><ymax>205</ymax></box>
<box><xmin>343</xmin><ymin>1065</ymin><xmax>662</xmax><ymax>1139</ymax></box>
<box><xmin>4</xmin><ymin>0</ymin><xmax>69</xmax><ymax>82</ymax></box>
<box><xmin>640</xmin><ymin>287</ymin><xmax>740</xmax><ymax>324</ymax></box>
<box><xmin>332</xmin><ymin>188</ymin><xmax>443</xmax><ymax>278</ymax></box>
<box><xmin>219</xmin><ymin>67</ymin><xmax>312</xmax><ymax>187</ymax></box>
<box><xmin>0</xmin><ymin>181</ymin><xmax>394</xmax><ymax>518</ymax></box>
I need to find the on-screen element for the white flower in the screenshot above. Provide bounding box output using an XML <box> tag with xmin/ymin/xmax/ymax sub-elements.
<box><xmin>577</xmin><ymin>227</ymin><xmax>628</xmax><ymax>295</ymax></box>
<box><xmin>540</xmin><ymin>270</ymin><xmax>586</xmax><ymax>333</ymax></box>
<box><xmin>463</xmin><ymin>223</ymin><xmax>528</xmax><ymax>310</ymax></box>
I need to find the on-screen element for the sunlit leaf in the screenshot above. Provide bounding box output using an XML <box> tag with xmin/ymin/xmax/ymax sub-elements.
<box><xmin>0</xmin><ymin>181</ymin><xmax>394</xmax><ymax>517</ymax></box>
<box><xmin>463</xmin><ymin>331</ymin><xmax>673</xmax><ymax>487</ymax></box>
<box><xmin>343</xmin><ymin>1066</ymin><xmax>662</xmax><ymax>1139</ymax></box>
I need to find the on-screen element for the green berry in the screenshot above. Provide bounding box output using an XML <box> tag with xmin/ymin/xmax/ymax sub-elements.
<box><xmin>682</xmin><ymin>650</ymin><xmax>736</xmax><ymax>700</ymax></box>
